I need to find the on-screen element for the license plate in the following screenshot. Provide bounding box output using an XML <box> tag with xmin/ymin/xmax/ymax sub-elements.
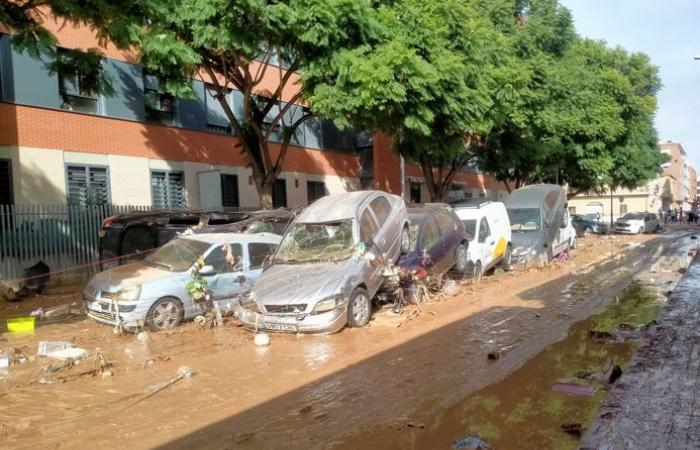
<box><xmin>264</xmin><ymin>322</ymin><xmax>297</xmax><ymax>332</ymax></box>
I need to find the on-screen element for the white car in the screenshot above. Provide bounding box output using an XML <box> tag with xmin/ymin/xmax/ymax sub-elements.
<box><xmin>615</xmin><ymin>212</ymin><xmax>659</xmax><ymax>234</ymax></box>
<box><xmin>553</xmin><ymin>210</ymin><xmax>577</xmax><ymax>255</ymax></box>
<box><xmin>453</xmin><ymin>200</ymin><xmax>513</xmax><ymax>278</ymax></box>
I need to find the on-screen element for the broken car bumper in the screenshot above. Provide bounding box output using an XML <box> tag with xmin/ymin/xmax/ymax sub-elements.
<box><xmin>83</xmin><ymin>297</ymin><xmax>147</xmax><ymax>328</ymax></box>
<box><xmin>234</xmin><ymin>305</ymin><xmax>347</xmax><ymax>334</ymax></box>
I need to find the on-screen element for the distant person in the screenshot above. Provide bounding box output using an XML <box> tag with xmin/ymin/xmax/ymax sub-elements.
<box><xmin>595</xmin><ymin>212</ymin><xmax>601</xmax><ymax>223</ymax></box>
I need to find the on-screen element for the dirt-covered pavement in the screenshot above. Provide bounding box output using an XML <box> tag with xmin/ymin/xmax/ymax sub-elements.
<box><xmin>0</xmin><ymin>229</ymin><xmax>696</xmax><ymax>449</ymax></box>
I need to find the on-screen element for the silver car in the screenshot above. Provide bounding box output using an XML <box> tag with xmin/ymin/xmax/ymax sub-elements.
<box><xmin>84</xmin><ymin>232</ymin><xmax>281</xmax><ymax>330</ymax></box>
<box><xmin>614</xmin><ymin>212</ymin><xmax>659</xmax><ymax>234</ymax></box>
<box><xmin>235</xmin><ymin>191</ymin><xmax>410</xmax><ymax>334</ymax></box>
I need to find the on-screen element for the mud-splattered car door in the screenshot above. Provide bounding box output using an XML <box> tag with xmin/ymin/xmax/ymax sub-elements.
<box><xmin>359</xmin><ymin>206</ymin><xmax>383</xmax><ymax>295</ymax></box>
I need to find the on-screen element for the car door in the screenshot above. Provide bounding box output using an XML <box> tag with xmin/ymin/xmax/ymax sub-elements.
<box><xmin>203</xmin><ymin>242</ymin><xmax>245</xmax><ymax>309</ymax></box>
<box><xmin>359</xmin><ymin>206</ymin><xmax>383</xmax><ymax>295</ymax></box>
<box><xmin>419</xmin><ymin>217</ymin><xmax>445</xmax><ymax>273</ymax></box>
<box><xmin>434</xmin><ymin>211</ymin><xmax>461</xmax><ymax>272</ymax></box>
<box><xmin>477</xmin><ymin>217</ymin><xmax>494</xmax><ymax>268</ymax></box>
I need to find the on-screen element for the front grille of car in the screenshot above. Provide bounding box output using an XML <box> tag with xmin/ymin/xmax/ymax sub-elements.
<box><xmin>87</xmin><ymin>309</ymin><xmax>116</xmax><ymax>321</ymax></box>
<box><xmin>100</xmin><ymin>291</ymin><xmax>118</xmax><ymax>300</ymax></box>
<box><xmin>616</xmin><ymin>222</ymin><xmax>630</xmax><ymax>228</ymax></box>
<box><xmin>265</xmin><ymin>304</ymin><xmax>307</xmax><ymax>314</ymax></box>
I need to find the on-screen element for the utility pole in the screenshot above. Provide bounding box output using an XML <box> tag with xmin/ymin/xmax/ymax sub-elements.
<box><xmin>610</xmin><ymin>185</ymin><xmax>614</xmax><ymax>229</ymax></box>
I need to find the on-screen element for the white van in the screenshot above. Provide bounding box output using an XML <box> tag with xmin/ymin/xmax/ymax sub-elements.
<box><xmin>453</xmin><ymin>200</ymin><xmax>512</xmax><ymax>279</ymax></box>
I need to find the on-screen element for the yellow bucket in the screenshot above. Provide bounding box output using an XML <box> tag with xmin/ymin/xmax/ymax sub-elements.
<box><xmin>7</xmin><ymin>317</ymin><xmax>36</xmax><ymax>333</ymax></box>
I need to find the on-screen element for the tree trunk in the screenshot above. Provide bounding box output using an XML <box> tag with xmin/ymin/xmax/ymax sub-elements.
<box><xmin>503</xmin><ymin>180</ymin><xmax>512</xmax><ymax>194</ymax></box>
<box><xmin>257</xmin><ymin>179</ymin><xmax>274</xmax><ymax>209</ymax></box>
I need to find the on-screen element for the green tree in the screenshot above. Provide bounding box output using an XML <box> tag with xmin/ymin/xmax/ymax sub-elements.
<box><xmin>306</xmin><ymin>0</ymin><xmax>507</xmax><ymax>201</ymax></box>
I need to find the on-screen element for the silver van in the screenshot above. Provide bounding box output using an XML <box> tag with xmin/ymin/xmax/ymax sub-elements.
<box><xmin>235</xmin><ymin>191</ymin><xmax>410</xmax><ymax>334</ymax></box>
<box><xmin>504</xmin><ymin>184</ymin><xmax>575</xmax><ymax>267</ymax></box>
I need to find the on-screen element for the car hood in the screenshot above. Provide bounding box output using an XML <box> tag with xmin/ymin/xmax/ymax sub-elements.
<box><xmin>252</xmin><ymin>260</ymin><xmax>357</xmax><ymax>306</ymax></box>
<box><xmin>88</xmin><ymin>262</ymin><xmax>173</xmax><ymax>292</ymax></box>
<box><xmin>511</xmin><ymin>232</ymin><xmax>545</xmax><ymax>256</ymax></box>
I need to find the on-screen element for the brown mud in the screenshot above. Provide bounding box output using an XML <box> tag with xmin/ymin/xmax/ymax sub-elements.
<box><xmin>0</xmin><ymin>229</ymin><xmax>696</xmax><ymax>449</ymax></box>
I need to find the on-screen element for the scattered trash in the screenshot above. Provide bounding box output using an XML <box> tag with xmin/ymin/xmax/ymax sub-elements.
<box><xmin>453</xmin><ymin>433</ymin><xmax>491</xmax><ymax>449</ymax></box>
<box><xmin>44</xmin><ymin>347</ymin><xmax>87</xmax><ymax>361</ymax></box>
<box><xmin>194</xmin><ymin>315</ymin><xmax>206</xmax><ymax>328</ymax></box>
<box><xmin>137</xmin><ymin>331</ymin><xmax>150</xmax><ymax>344</ymax></box>
<box><xmin>487</xmin><ymin>351</ymin><xmax>500</xmax><ymax>361</ymax></box>
<box><xmin>129</xmin><ymin>366</ymin><xmax>194</xmax><ymax>407</ymax></box>
<box><xmin>38</xmin><ymin>377</ymin><xmax>54</xmax><ymax>385</ymax></box>
<box><xmin>561</xmin><ymin>422</ymin><xmax>583</xmax><ymax>436</ymax></box>
<box><xmin>442</xmin><ymin>279</ymin><xmax>460</xmax><ymax>297</ymax></box>
<box><xmin>7</xmin><ymin>317</ymin><xmax>35</xmax><ymax>333</ymax></box>
<box><xmin>553</xmin><ymin>380</ymin><xmax>595</xmax><ymax>396</ymax></box>
<box><xmin>43</xmin><ymin>304</ymin><xmax>71</xmax><ymax>321</ymax></box>
<box><xmin>407</xmin><ymin>419</ymin><xmax>426</xmax><ymax>429</ymax></box>
<box><xmin>588</xmin><ymin>330</ymin><xmax>614</xmax><ymax>341</ymax></box>
<box><xmin>37</xmin><ymin>341</ymin><xmax>73</xmax><ymax>357</ymax></box>
<box><xmin>0</xmin><ymin>354</ymin><xmax>9</xmax><ymax>368</ymax></box>
<box><xmin>254</xmin><ymin>333</ymin><xmax>271</xmax><ymax>347</ymax></box>
<box><xmin>101</xmin><ymin>370</ymin><xmax>113</xmax><ymax>378</ymax></box>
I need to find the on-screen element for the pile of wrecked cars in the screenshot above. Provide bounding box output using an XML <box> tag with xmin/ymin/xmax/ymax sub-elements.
<box><xmin>82</xmin><ymin>184</ymin><xmax>579</xmax><ymax>334</ymax></box>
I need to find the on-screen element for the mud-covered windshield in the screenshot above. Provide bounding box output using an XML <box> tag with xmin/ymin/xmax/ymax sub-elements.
<box><xmin>508</xmin><ymin>208</ymin><xmax>541</xmax><ymax>232</ymax></box>
<box><xmin>145</xmin><ymin>238</ymin><xmax>210</xmax><ymax>272</ymax></box>
<box><xmin>275</xmin><ymin>220</ymin><xmax>355</xmax><ymax>264</ymax></box>
<box><xmin>462</xmin><ymin>219</ymin><xmax>477</xmax><ymax>239</ymax></box>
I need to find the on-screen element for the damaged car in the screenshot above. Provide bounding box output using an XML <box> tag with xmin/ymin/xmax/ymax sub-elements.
<box><xmin>235</xmin><ymin>191</ymin><xmax>410</xmax><ymax>334</ymax></box>
<box><xmin>398</xmin><ymin>204</ymin><xmax>469</xmax><ymax>278</ymax></box>
<box><xmin>84</xmin><ymin>232</ymin><xmax>281</xmax><ymax>330</ymax></box>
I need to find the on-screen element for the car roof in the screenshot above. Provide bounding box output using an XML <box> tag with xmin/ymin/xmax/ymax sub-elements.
<box><xmin>182</xmin><ymin>232</ymin><xmax>281</xmax><ymax>245</ymax></box>
<box><xmin>296</xmin><ymin>191</ymin><xmax>383</xmax><ymax>223</ymax></box>
<box><xmin>504</xmin><ymin>184</ymin><xmax>565</xmax><ymax>209</ymax></box>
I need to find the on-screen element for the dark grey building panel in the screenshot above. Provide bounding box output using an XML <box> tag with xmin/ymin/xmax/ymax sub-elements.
<box><xmin>102</xmin><ymin>58</ymin><xmax>145</xmax><ymax>121</ymax></box>
<box><xmin>9</xmin><ymin>44</ymin><xmax>61</xmax><ymax>108</ymax></box>
<box><xmin>178</xmin><ymin>79</ymin><xmax>207</xmax><ymax>129</ymax></box>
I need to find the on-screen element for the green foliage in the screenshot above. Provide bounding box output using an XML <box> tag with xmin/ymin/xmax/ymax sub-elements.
<box><xmin>185</xmin><ymin>257</ymin><xmax>208</xmax><ymax>302</ymax></box>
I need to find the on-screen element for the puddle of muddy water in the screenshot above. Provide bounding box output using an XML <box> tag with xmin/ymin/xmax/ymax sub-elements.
<box><xmin>335</xmin><ymin>283</ymin><xmax>662</xmax><ymax>450</ymax></box>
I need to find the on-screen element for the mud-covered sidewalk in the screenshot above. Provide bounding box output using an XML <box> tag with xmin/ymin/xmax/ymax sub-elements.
<box><xmin>581</xmin><ymin>253</ymin><xmax>700</xmax><ymax>449</ymax></box>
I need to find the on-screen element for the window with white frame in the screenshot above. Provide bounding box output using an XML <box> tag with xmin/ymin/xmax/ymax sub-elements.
<box><xmin>151</xmin><ymin>171</ymin><xmax>185</xmax><ymax>209</ymax></box>
<box><xmin>57</xmin><ymin>49</ymin><xmax>99</xmax><ymax>114</ymax></box>
<box><xmin>144</xmin><ymin>72</ymin><xmax>175</xmax><ymax>125</ymax></box>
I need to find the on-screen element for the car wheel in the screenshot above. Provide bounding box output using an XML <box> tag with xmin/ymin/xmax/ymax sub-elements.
<box><xmin>347</xmin><ymin>287</ymin><xmax>371</xmax><ymax>328</ymax></box>
<box><xmin>146</xmin><ymin>297</ymin><xmax>184</xmax><ymax>331</ymax></box>
<box><xmin>473</xmin><ymin>261</ymin><xmax>483</xmax><ymax>283</ymax></box>
<box><xmin>454</xmin><ymin>242</ymin><xmax>468</xmax><ymax>274</ymax></box>
<box><xmin>570</xmin><ymin>237</ymin><xmax>577</xmax><ymax>250</ymax></box>
<box><xmin>583</xmin><ymin>227</ymin><xmax>592</xmax><ymax>237</ymax></box>
<box><xmin>638</xmin><ymin>226</ymin><xmax>644</xmax><ymax>234</ymax></box>
<box><xmin>499</xmin><ymin>244</ymin><xmax>513</xmax><ymax>270</ymax></box>
<box><xmin>400</xmin><ymin>225</ymin><xmax>411</xmax><ymax>254</ymax></box>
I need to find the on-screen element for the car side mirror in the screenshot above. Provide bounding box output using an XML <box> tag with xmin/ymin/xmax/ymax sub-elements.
<box><xmin>198</xmin><ymin>265</ymin><xmax>215</xmax><ymax>276</ymax></box>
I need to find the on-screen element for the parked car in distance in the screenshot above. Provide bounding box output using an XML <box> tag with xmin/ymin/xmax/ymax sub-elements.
<box><xmin>614</xmin><ymin>212</ymin><xmax>659</xmax><ymax>234</ymax></box>
<box><xmin>99</xmin><ymin>210</ymin><xmax>248</xmax><ymax>270</ymax></box>
<box><xmin>398</xmin><ymin>204</ymin><xmax>469</xmax><ymax>278</ymax></box>
<box><xmin>504</xmin><ymin>184</ymin><xmax>573</xmax><ymax>266</ymax></box>
<box><xmin>571</xmin><ymin>214</ymin><xmax>608</xmax><ymax>236</ymax></box>
<box><xmin>235</xmin><ymin>191</ymin><xmax>410</xmax><ymax>334</ymax></box>
<box><xmin>85</xmin><ymin>232</ymin><xmax>281</xmax><ymax>330</ymax></box>
<box><xmin>453</xmin><ymin>200</ymin><xmax>512</xmax><ymax>279</ymax></box>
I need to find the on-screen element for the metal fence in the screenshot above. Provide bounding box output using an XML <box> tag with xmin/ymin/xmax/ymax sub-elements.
<box><xmin>0</xmin><ymin>204</ymin><xmax>255</xmax><ymax>282</ymax></box>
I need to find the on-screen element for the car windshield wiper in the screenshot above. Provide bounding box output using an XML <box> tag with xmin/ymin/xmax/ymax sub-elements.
<box><xmin>149</xmin><ymin>260</ymin><xmax>174</xmax><ymax>270</ymax></box>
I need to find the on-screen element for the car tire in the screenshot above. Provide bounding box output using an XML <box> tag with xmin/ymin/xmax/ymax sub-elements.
<box><xmin>499</xmin><ymin>243</ymin><xmax>513</xmax><ymax>271</ymax></box>
<box><xmin>400</xmin><ymin>225</ymin><xmax>411</xmax><ymax>254</ymax></box>
<box><xmin>583</xmin><ymin>227</ymin><xmax>592</xmax><ymax>237</ymax></box>
<box><xmin>473</xmin><ymin>261</ymin><xmax>483</xmax><ymax>283</ymax></box>
<box><xmin>347</xmin><ymin>287</ymin><xmax>371</xmax><ymax>328</ymax></box>
<box><xmin>146</xmin><ymin>297</ymin><xmax>184</xmax><ymax>331</ymax></box>
<box><xmin>454</xmin><ymin>242</ymin><xmax>469</xmax><ymax>274</ymax></box>
<box><xmin>570</xmin><ymin>237</ymin><xmax>577</xmax><ymax>250</ymax></box>
<box><xmin>638</xmin><ymin>226</ymin><xmax>644</xmax><ymax>234</ymax></box>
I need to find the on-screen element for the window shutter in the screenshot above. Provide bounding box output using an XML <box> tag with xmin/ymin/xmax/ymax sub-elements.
<box><xmin>151</xmin><ymin>171</ymin><xmax>185</xmax><ymax>209</ymax></box>
<box><xmin>66</xmin><ymin>165</ymin><xmax>110</xmax><ymax>206</ymax></box>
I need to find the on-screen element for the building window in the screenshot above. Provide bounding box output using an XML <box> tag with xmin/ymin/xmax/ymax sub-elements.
<box><xmin>144</xmin><ymin>72</ymin><xmax>175</xmax><ymax>125</ymax></box>
<box><xmin>0</xmin><ymin>159</ymin><xmax>13</xmax><ymax>205</ymax></box>
<box><xmin>205</xmin><ymin>84</ymin><xmax>232</xmax><ymax>135</ymax></box>
<box><xmin>57</xmin><ymin>49</ymin><xmax>99</xmax><ymax>114</ymax></box>
<box><xmin>619</xmin><ymin>204</ymin><xmax>628</xmax><ymax>215</ymax></box>
<box><xmin>410</xmin><ymin>182</ymin><xmax>421</xmax><ymax>204</ymax></box>
<box><xmin>306</xmin><ymin>181</ymin><xmax>327</xmax><ymax>204</ymax></box>
<box><xmin>151</xmin><ymin>171</ymin><xmax>185</xmax><ymax>209</ymax></box>
<box><xmin>221</xmin><ymin>174</ymin><xmax>239</xmax><ymax>208</ymax></box>
<box><xmin>272</xmin><ymin>178</ymin><xmax>287</xmax><ymax>208</ymax></box>
<box><xmin>66</xmin><ymin>165</ymin><xmax>110</xmax><ymax>206</ymax></box>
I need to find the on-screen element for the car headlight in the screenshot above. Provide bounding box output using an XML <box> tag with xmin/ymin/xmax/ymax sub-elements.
<box><xmin>313</xmin><ymin>295</ymin><xmax>344</xmax><ymax>313</ymax></box>
<box><xmin>117</xmin><ymin>285</ymin><xmax>141</xmax><ymax>301</ymax></box>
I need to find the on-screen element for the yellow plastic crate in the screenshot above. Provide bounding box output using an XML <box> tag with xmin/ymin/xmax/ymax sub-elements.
<box><xmin>7</xmin><ymin>317</ymin><xmax>36</xmax><ymax>333</ymax></box>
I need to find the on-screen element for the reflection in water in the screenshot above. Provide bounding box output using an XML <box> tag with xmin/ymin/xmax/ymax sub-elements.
<box><xmin>338</xmin><ymin>283</ymin><xmax>661</xmax><ymax>450</ymax></box>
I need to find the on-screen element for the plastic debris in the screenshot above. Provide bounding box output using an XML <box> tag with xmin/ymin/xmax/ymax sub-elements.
<box><xmin>45</xmin><ymin>347</ymin><xmax>87</xmax><ymax>361</ymax></box>
<box><xmin>0</xmin><ymin>354</ymin><xmax>9</xmax><ymax>368</ymax></box>
<box><xmin>137</xmin><ymin>331</ymin><xmax>150</xmax><ymax>344</ymax></box>
<box><xmin>194</xmin><ymin>315</ymin><xmax>206</xmax><ymax>327</ymax></box>
<box><xmin>553</xmin><ymin>380</ymin><xmax>595</xmax><ymax>396</ymax></box>
<box><xmin>453</xmin><ymin>433</ymin><xmax>491</xmax><ymax>449</ymax></box>
<box><xmin>254</xmin><ymin>333</ymin><xmax>271</xmax><ymax>347</ymax></box>
<box><xmin>442</xmin><ymin>279</ymin><xmax>460</xmax><ymax>297</ymax></box>
<box><xmin>128</xmin><ymin>366</ymin><xmax>194</xmax><ymax>408</ymax></box>
<box><xmin>37</xmin><ymin>341</ymin><xmax>73</xmax><ymax>357</ymax></box>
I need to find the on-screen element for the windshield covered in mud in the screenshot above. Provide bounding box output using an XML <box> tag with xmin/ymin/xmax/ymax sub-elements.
<box><xmin>508</xmin><ymin>208</ymin><xmax>541</xmax><ymax>232</ymax></box>
<box><xmin>462</xmin><ymin>219</ymin><xmax>477</xmax><ymax>239</ymax></box>
<box><xmin>275</xmin><ymin>220</ymin><xmax>355</xmax><ymax>264</ymax></box>
<box><xmin>145</xmin><ymin>238</ymin><xmax>210</xmax><ymax>272</ymax></box>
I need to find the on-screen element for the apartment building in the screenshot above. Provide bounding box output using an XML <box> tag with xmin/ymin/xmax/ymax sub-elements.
<box><xmin>567</xmin><ymin>140</ymin><xmax>694</xmax><ymax>221</ymax></box>
<box><xmin>0</xmin><ymin>15</ymin><xmax>505</xmax><ymax>211</ymax></box>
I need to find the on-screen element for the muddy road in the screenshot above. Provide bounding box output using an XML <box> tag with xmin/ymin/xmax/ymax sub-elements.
<box><xmin>0</xmin><ymin>229</ymin><xmax>696</xmax><ymax>449</ymax></box>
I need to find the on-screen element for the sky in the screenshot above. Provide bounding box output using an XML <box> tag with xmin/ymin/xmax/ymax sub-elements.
<box><xmin>561</xmin><ymin>0</ymin><xmax>700</xmax><ymax>169</ymax></box>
